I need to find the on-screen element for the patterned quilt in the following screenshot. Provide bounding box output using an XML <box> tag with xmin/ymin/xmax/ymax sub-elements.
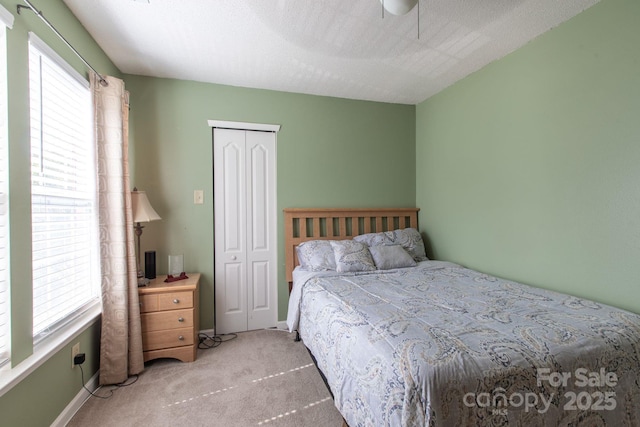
<box><xmin>287</xmin><ymin>261</ymin><xmax>640</xmax><ymax>426</ymax></box>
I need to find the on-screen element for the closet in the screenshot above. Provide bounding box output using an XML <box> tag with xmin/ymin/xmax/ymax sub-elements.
<box><xmin>213</xmin><ymin>124</ymin><xmax>278</xmax><ymax>334</ymax></box>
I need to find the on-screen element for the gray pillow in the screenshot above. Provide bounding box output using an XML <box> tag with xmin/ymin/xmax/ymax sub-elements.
<box><xmin>368</xmin><ymin>245</ymin><xmax>417</xmax><ymax>270</ymax></box>
<box><xmin>296</xmin><ymin>240</ymin><xmax>336</xmax><ymax>271</ymax></box>
<box><xmin>330</xmin><ymin>240</ymin><xmax>376</xmax><ymax>273</ymax></box>
<box><xmin>354</xmin><ymin>228</ymin><xmax>428</xmax><ymax>262</ymax></box>
<box><xmin>392</xmin><ymin>228</ymin><xmax>428</xmax><ymax>261</ymax></box>
<box><xmin>353</xmin><ymin>230</ymin><xmax>394</xmax><ymax>247</ymax></box>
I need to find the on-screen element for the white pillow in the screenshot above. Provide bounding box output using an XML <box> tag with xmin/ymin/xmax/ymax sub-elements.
<box><xmin>330</xmin><ymin>240</ymin><xmax>376</xmax><ymax>273</ymax></box>
<box><xmin>368</xmin><ymin>245</ymin><xmax>417</xmax><ymax>270</ymax></box>
<box><xmin>296</xmin><ymin>240</ymin><xmax>336</xmax><ymax>271</ymax></box>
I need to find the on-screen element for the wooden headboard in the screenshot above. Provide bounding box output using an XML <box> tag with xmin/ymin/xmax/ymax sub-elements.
<box><xmin>284</xmin><ymin>207</ymin><xmax>419</xmax><ymax>287</ymax></box>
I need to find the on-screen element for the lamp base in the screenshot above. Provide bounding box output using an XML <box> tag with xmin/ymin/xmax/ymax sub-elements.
<box><xmin>138</xmin><ymin>277</ymin><xmax>150</xmax><ymax>287</ymax></box>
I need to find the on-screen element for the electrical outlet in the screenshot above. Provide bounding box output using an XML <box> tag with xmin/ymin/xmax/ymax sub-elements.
<box><xmin>71</xmin><ymin>343</ymin><xmax>80</xmax><ymax>369</ymax></box>
<box><xmin>194</xmin><ymin>190</ymin><xmax>204</xmax><ymax>205</ymax></box>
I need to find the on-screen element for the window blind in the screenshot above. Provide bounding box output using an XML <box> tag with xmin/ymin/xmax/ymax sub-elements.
<box><xmin>28</xmin><ymin>34</ymin><xmax>100</xmax><ymax>343</ymax></box>
<box><xmin>0</xmin><ymin>6</ymin><xmax>13</xmax><ymax>368</ymax></box>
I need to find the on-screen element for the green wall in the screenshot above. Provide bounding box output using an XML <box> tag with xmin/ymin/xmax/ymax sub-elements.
<box><xmin>416</xmin><ymin>0</ymin><xmax>640</xmax><ymax>314</ymax></box>
<box><xmin>0</xmin><ymin>0</ymin><xmax>119</xmax><ymax>425</ymax></box>
<box><xmin>124</xmin><ymin>75</ymin><xmax>417</xmax><ymax>327</ymax></box>
<box><xmin>0</xmin><ymin>329</ymin><xmax>101</xmax><ymax>426</ymax></box>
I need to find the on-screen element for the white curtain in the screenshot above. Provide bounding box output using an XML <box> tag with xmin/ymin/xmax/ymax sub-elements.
<box><xmin>91</xmin><ymin>72</ymin><xmax>144</xmax><ymax>385</ymax></box>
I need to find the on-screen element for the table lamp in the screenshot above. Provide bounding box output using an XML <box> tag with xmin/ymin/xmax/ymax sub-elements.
<box><xmin>131</xmin><ymin>188</ymin><xmax>161</xmax><ymax>284</ymax></box>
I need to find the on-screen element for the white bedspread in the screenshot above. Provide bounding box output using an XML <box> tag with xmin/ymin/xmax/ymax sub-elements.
<box><xmin>287</xmin><ymin>261</ymin><xmax>640</xmax><ymax>426</ymax></box>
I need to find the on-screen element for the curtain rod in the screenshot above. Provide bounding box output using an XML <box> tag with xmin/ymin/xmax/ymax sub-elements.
<box><xmin>17</xmin><ymin>0</ymin><xmax>108</xmax><ymax>86</ymax></box>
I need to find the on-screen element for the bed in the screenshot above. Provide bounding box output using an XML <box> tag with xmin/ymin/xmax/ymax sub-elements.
<box><xmin>284</xmin><ymin>208</ymin><xmax>640</xmax><ymax>427</ymax></box>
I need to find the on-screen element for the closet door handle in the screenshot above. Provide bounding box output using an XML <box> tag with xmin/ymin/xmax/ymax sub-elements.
<box><xmin>231</xmin><ymin>255</ymin><xmax>237</xmax><ymax>260</ymax></box>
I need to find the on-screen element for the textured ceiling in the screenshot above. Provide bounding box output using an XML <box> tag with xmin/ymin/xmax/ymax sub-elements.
<box><xmin>63</xmin><ymin>0</ymin><xmax>599</xmax><ymax>105</ymax></box>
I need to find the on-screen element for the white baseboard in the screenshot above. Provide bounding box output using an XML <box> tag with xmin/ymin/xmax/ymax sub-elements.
<box><xmin>51</xmin><ymin>370</ymin><xmax>100</xmax><ymax>427</ymax></box>
<box><xmin>200</xmin><ymin>324</ymin><xmax>289</xmax><ymax>336</ymax></box>
<box><xmin>276</xmin><ymin>321</ymin><xmax>288</xmax><ymax>330</ymax></box>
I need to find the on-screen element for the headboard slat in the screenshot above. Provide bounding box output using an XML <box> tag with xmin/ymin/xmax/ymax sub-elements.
<box><xmin>339</xmin><ymin>217</ymin><xmax>347</xmax><ymax>237</ymax></box>
<box><xmin>313</xmin><ymin>218</ymin><xmax>320</xmax><ymax>239</ymax></box>
<box><xmin>284</xmin><ymin>208</ymin><xmax>420</xmax><ymax>289</ymax></box>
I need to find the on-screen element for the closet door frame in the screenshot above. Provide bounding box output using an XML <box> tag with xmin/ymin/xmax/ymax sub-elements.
<box><xmin>210</xmin><ymin>120</ymin><xmax>280</xmax><ymax>334</ymax></box>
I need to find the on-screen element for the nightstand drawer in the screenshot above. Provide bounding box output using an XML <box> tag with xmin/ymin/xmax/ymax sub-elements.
<box><xmin>141</xmin><ymin>309</ymin><xmax>194</xmax><ymax>333</ymax></box>
<box><xmin>142</xmin><ymin>327</ymin><xmax>194</xmax><ymax>351</ymax></box>
<box><xmin>139</xmin><ymin>294</ymin><xmax>159</xmax><ymax>313</ymax></box>
<box><xmin>158</xmin><ymin>291</ymin><xmax>193</xmax><ymax>311</ymax></box>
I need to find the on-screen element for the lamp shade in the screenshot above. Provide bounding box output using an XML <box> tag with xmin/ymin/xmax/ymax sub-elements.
<box><xmin>131</xmin><ymin>190</ymin><xmax>161</xmax><ymax>223</ymax></box>
<box><xmin>380</xmin><ymin>0</ymin><xmax>418</xmax><ymax>15</ymax></box>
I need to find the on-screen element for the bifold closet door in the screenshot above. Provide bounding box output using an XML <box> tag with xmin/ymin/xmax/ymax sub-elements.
<box><xmin>214</xmin><ymin>128</ymin><xmax>277</xmax><ymax>334</ymax></box>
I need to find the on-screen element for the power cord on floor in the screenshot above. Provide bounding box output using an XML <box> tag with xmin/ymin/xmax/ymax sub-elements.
<box><xmin>198</xmin><ymin>331</ymin><xmax>237</xmax><ymax>349</ymax></box>
<box><xmin>79</xmin><ymin>364</ymin><xmax>112</xmax><ymax>399</ymax></box>
<box><xmin>78</xmin><ymin>362</ymin><xmax>139</xmax><ymax>400</ymax></box>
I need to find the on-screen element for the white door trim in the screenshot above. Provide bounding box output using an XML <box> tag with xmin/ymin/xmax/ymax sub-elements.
<box><xmin>208</xmin><ymin>120</ymin><xmax>281</xmax><ymax>133</ymax></box>
<box><xmin>213</xmin><ymin>127</ymin><xmax>278</xmax><ymax>334</ymax></box>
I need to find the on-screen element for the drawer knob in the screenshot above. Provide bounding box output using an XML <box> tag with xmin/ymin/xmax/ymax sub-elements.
<box><xmin>173</xmin><ymin>299</ymin><xmax>180</xmax><ymax>304</ymax></box>
<box><xmin>178</xmin><ymin>317</ymin><xmax>184</xmax><ymax>322</ymax></box>
<box><xmin>178</xmin><ymin>335</ymin><xmax>184</xmax><ymax>341</ymax></box>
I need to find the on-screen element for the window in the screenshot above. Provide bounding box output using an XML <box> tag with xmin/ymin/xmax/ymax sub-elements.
<box><xmin>0</xmin><ymin>5</ymin><xmax>12</xmax><ymax>368</ymax></box>
<box><xmin>28</xmin><ymin>34</ymin><xmax>100</xmax><ymax>344</ymax></box>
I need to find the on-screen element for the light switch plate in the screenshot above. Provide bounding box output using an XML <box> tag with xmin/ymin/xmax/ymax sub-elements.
<box><xmin>194</xmin><ymin>190</ymin><xmax>204</xmax><ymax>204</ymax></box>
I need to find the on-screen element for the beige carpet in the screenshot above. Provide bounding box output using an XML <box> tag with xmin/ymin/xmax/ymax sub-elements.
<box><xmin>68</xmin><ymin>329</ymin><xmax>344</xmax><ymax>427</ymax></box>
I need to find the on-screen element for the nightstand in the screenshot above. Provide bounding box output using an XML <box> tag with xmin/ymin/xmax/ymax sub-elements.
<box><xmin>138</xmin><ymin>273</ymin><xmax>200</xmax><ymax>362</ymax></box>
